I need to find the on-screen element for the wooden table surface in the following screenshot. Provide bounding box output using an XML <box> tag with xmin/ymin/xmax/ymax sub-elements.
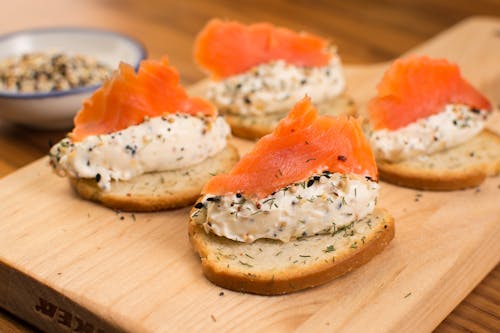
<box><xmin>0</xmin><ymin>1</ymin><xmax>498</xmax><ymax>332</ymax></box>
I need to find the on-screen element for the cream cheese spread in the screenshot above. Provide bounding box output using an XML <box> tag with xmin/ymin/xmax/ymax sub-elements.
<box><xmin>370</xmin><ymin>104</ymin><xmax>489</xmax><ymax>162</ymax></box>
<box><xmin>206</xmin><ymin>53</ymin><xmax>345</xmax><ymax>116</ymax></box>
<box><xmin>50</xmin><ymin>114</ymin><xmax>230</xmax><ymax>190</ymax></box>
<box><xmin>191</xmin><ymin>172</ymin><xmax>379</xmax><ymax>243</ymax></box>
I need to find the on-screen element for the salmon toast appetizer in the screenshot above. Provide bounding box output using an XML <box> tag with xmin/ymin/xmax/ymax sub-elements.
<box><xmin>49</xmin><ymin>57</ymin><xmax>238</xmax><ymax>211</ymax></box>
<box><xmin>367</xmin><ymin>56</ymin><xmax>499</xmax><ymax>190</ymax></box>
<box><xmin>193</xmin><ymin>19</ymin><xmax>356</xmax><ymax>139</ymax></box>
<box><xmin>189</xmin><ymin>96</ymin><xmax>394</xmax><ymax>295</ymax></box>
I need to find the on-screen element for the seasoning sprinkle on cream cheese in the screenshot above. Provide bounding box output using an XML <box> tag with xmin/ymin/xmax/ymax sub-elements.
<box><xmin>206</xmin><ymin>53</ymin><xmax>345</xmax><ymax>116</ymax></box>
<box><xmin>191</xmin><ymin>172</ymin><xmax>379</xmax><ymax>243</ymax></box>
<box><xmin>370</xmin><ymin>104</ymin><xmax>489</xmax><ymax>162</ymax></box>
<box><xmin>50</xmin><ymin>114</ymin><xmax>230</xmax><ymax>190</ymax></box>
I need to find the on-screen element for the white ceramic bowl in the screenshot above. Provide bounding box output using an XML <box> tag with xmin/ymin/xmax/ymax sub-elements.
<box><xmin>0</xmin><ymin>28</ymin><xmax>147</xmax><ymax>129</ymax></box>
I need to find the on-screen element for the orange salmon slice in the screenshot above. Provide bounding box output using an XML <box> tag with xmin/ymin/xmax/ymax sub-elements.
<box><xmin>194</xmin><ymin>19</ymin><xmax>332</xmax><ymax>79</ymax></box>
<box><xmin>204</xmin><ymin>96</ymin><xmax>377</xmax><ymax>198</ymax></box>
<box><xmin>369</xmin><ymin>56</ymin><xmax>491</xmax><ymax>131</ymax></box>
<box><xmin>71</xmin><ymin>57</ymin><xmax>215</xmax><ymax>141</ymax></box>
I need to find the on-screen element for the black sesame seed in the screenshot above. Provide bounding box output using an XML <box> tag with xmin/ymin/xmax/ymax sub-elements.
<box><xmin>95</xmin><ymin>173</ymin><xmax>101</xmax><ymax>182</ymax></box>
<box><xmin>307</xmin><ymin>179</ymin><xmax>315</xmax><ymax>187</ymax></box>
<box><xmin>471</xmin><ymin>108</ymin><xmax>481</xmax><ymax>114</ymax></box>
<box><xmin>236</xmin><ymin>193</ymin><xmax>242</xmax><ymax>198</ymax></box>
<box><xmin>125</xmin><ymin>144</ymin><xmax>137</xmax><ymax>156</ymax></box>
<box><xmin>244</xmin><ymin>96</ymin><xmax>251</xmax><ymax>105</ymax></box>
<box><xmin>194</xmin><ymin>202</ymin><xmax>204</xmax><ymax>209</ymax></box>
<box><xmin>337</xmin><ymin>155</ymin><xmax>347</xmax><ymax>162</ymax></box>
<box><xmin>313</xmin><ymin>175</ymin><xmax>321</xmax><ymax>181</ymax></box>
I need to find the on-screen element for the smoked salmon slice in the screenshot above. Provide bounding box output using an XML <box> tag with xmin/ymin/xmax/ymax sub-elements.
<box><xmin>71</xmin><ymin>57</ymin><xmax>215</xmax><ymax>141</ymax></box>
<box><xmin>369</xmin><ymin>56</ymin><xmax>492</xmax><ymax>131</ymax></box>
<box><xmin>203</xmin><ymin>96</ymin><xmax>377</xmax><ymax>198</ymax></box>
<box><xmin>194</xmin><ymin>19</ymin><xmax>331</xmax><ymax>79</ymax></box>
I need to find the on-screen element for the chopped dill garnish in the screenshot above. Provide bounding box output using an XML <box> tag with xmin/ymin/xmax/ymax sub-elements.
<box><xmin>239</xmin><ymin>260</ymin><xmax>253</xmax><ymax>267</ymax></box>
<box><xmin>262</xmin><ymin>197</ymin><xmax>276</xmax><ymax>209</ymax></box>
<box><xmin>323</xmin><ymin>245</ymin><xmax>335</xmax><ymax>253</ymax></box>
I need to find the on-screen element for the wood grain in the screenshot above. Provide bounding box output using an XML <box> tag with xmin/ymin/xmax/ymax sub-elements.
<box><xmin>0</xmin><ymin>1</ymin><xmax>499</xmax><ymax>332</ymax></box>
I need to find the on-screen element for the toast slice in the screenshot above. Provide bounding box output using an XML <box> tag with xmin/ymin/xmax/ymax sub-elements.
<box><xmin>70</xmin><ymin>144</ymin><xmax>239</xmax><ymax>212</ymax></box>
<box><xmin>188</xmin><ymin>207</ymin><xmax>394</xmax><ymax>295</ymax></box>
<box><xmin>378</xmin><ymin>130</ymin><xmax>500</xmax><ymax>190</ymax></box>
<box><xmin>223</xmin><ymin>94</ymin><xmax>356</xmax><ymax>140</ymax></box>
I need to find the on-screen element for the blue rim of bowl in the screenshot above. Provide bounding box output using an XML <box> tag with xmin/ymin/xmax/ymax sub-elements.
<box><xmin>0</xmin><ymin>27</ymin><xmax>147</xmax><ymax>100</ymax></box>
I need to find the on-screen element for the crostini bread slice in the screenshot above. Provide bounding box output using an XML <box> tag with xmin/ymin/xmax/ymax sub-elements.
<box><xmin>224</xmin><ymin>94</ymin><xmax>357</xmax><ymax>140</ymax></box>
<box><xmin>70</xmin><ymin>144</ymin><xmax>239</xmax><ymax>212</ymax></box>
<box><xmin>378</xmin><ymin>130</ymin><xmax>500</xmax><ymax>190</ymax></box>
<box><xmin>188</xmin><ymin>207</ymin><xmax>394</xmax><ymax>295</ymax></box>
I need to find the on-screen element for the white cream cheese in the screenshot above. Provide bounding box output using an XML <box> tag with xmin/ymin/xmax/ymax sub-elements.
<box><xmin>191</xmin><ymin>172</ymin><xmax>379</xmax><ymax>243</ymax></box>
<box><xmin>370</xmin><ymin>104</ymin><xmax>489</xmax><ymax>162</ymax></box>
<box><xmin>50</xmin><ymin>114</ymin><xmax>230</xmax><ymax>190</ymax></box>
<box><xmin>206</xmin><ymin>53</ymin><xmax>345</xmax><ymax>115</ymax></box>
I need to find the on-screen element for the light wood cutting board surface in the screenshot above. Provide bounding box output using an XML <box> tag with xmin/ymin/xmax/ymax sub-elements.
<box><xmin>1</xmin><ymin>17</ymin><xmax>499</xmax><ymax>333</ymax></box>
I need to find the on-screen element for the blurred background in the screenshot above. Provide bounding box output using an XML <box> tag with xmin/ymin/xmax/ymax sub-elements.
<box><xmin>1</xmin><ymin>0</ymin><xmax>499</xmax><ymax>83</ymax></box>
<box><xmin>0</xmin><ymin>1</ymin><xmax>499</xmax><ymax>332</ymax></box>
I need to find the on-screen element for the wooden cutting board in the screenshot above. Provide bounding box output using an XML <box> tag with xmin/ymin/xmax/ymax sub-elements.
<box><xmin>1</xmin><ymin>17</ymin><xmax>499</xmax><ymax>333</ymax></box>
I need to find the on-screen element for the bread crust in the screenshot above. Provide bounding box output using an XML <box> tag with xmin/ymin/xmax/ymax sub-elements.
<box><xmin>378</xmin><ymin>130</ymin><xmax>500</xmax><ymax>190</ymax></box>
<box><xmin>188</xmin><ymin>208</ymin><xmax>394</xmax><ymax>295</ymax></box>
<box><xmin>69</xmin><ymin>144</ymin><xmax>239</xmax><ymax>212</ymax></box>
<box><xmin>224</xmin><ymin>94</ymin><xmax>357</xmax><ymax>140</ymax></box>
